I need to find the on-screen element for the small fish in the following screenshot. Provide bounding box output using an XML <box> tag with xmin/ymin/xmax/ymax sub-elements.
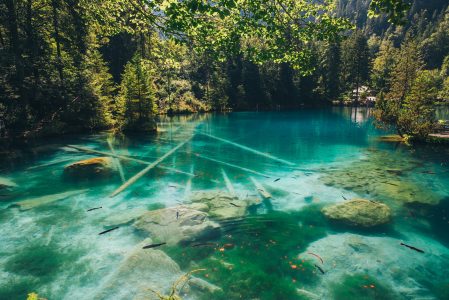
<box><xmin>342</xmin><ymin>195</ymin><xmax>347</xmax><ymax>200</ymax></box>
<box><xmin>99</xmin><ymin>226</ymin><xmax>119</xmax><ymax>235</ymax></box>
<box><xmin>274</xmin><ymin>178</ymin><xmax>281</xmax><ymax>182</ymax></box>
<box><xmin>87</xmin><ymin>206</ymin><xmax>102</xmax><ymax>212</ymax></box>
<box><xmin>230</xmin><ymin>202</ymin><xmax>241</xmax><ymax>207</ymax></box>
<box><xmin>176</xmin><ymin>210</ymin><xmax>179</xmax><ymax>220</ymax></box>
<box><xmin>421</xmin><ymin>170</ymin><xmax>436</xmax><ymax>175</ymax></box>
<box><xmin>400</xmin><ymin>242</ymin><xmax>425</xmax><ymax>253</ymax></box>
<box><xmin>143</xmin><ymin>242</ymin><xmax>166</xmax><ymax>249</ymax></box>
<box><xmin>191</xmin><ymin>242</ymin><xmax>217</xmax><ymax>248</ymax></box>
<box><xmin>314</xmin><ymin>264</ymin><xmax>325</xmax><ymax>275</ymax></box>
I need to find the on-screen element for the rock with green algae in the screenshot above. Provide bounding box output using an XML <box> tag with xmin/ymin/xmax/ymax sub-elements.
<box><xmin>188</xmin><ymin>190</ymin><xmax>260</xmax><ymax>219</ymax></box>
<box><xmin>322</xmin><ymin>198</ymin><xmax>391</xmax><ymax>227</ymax></box>
<box><xmin>63</xmin><ymin>157</ymin><xmax>115</xmax><ymax>179</ymax></box>
<box><xmin>11</xmin><ymin>189</ymin><xmax>89</xmax><ymax>210</ymax></box>
<box><xmin>93</xmin><ymin>238</ymin><xmax>221</xmax><ymax>300</ymax></box>
<box><xmin>134</xmin><ymin>206</ymin><xmax>221</xmax><ymax>245</ymax></box>
<box><xmin>319</xmin><ymin>150</ymin><xmax>442</xmax><ymax>205</ymax></box>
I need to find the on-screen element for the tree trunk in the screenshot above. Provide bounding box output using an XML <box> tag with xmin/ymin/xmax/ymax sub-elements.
<box><xmin>52</xmin><ymin>0</ymin><xmax>64</xmax><ymax>84</ymax></box>
<box><xmin>25</xmin><ymin>0</ymin><xmax>39</xmax><ymax>102</ymax></box>
<box><xmin>5</xmin><ymin>0</ymin><xmax>23</xmax><ymax>84</ymax></box>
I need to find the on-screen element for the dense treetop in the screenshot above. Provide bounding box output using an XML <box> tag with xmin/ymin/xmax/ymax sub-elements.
<box><xmin>0</xmin><ymin>0</ymin><xmax>448</xmax><ymax>138</ymax></box>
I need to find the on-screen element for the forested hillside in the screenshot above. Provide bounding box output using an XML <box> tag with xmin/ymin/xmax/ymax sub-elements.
<box><xmin>0</xmin><ymin>0</ymin><xmax>448</xmax><ymax>138</ymax></box>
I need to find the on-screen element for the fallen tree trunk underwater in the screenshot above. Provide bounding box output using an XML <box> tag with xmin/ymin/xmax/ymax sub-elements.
<box><xmin>107</xmin><ymin>138</ymin><xmax>126</xmax><ymax>183</ymax></box>
<box><xmin>198</xmin><ymin>132</ymin><xmax>295</xmax><ymax>166</ymax></box>
<box><xmin>193</xmin><ymin>153</ymin><xmax>271</xmax><ymax>178</ymax></box>
<box><xmin>221</xmin><ymin>168</ymin><xmax>236</xmax><ymax>197</ymax></box>
<box><xmin>250</xmin><ymin>176</ymin><xmax>272</xmax><ymax>199</ymax></box>
<box><xmin>64</xmin><ymin>145</ymin><xmax>195</xmax><ymax>177</ymax></box>
<box><xmin>109</xmin><ymin>136</ymin><xmax>194</xmax><ymax>197</ymax></box>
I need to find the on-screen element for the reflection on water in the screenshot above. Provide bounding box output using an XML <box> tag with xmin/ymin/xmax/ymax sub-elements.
<box><xmin>1</xmin><ymin>108</ymin><xmax>449</xmax><ymax>300</ymax></box>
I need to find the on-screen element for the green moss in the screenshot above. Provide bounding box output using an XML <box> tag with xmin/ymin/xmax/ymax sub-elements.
<box><xmin>417</xmin><ymin>277</ymin><xmax>449</xmax><ymax>299</ymax></box>
<box><xmin>5</xmin><ymin>242</ymin><xmax>81</xmax><ymax>281</ymax></box>
<box><xmin>34</xmin><ymin>204</ymin><xmax>83</xmax><ymax>226</ymax></box>
<box><xmin>164</xmin><ymin>243</ymin><xmax>216</xmax><ymax>269</ymax></box>
<box><xmin>0</xmin><ymin>277</ymin><xmax>39</xmax><ymax>300</ymax></box>
<box><xmin>147</xmin><ymin>202</ymin><xmax>166</xmax><ymax>211</ymax></box>
<box><xmin>169</xmin><ymin>207</ymin><xmax>328</xmax><ymax>299</ymax></box>
<box><xmin>332</xmin><ymin>274</ymin><xmax>395</xmax><ymax>300</ymax></box>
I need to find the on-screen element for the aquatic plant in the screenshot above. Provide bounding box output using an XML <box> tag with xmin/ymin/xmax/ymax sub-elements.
<box><xmin>332</xmin><ymin>273</ymin><xmax>395</xmax><ymax>300</ymax></box>
<box><xmin>0</xmin><ymin>278</ymin><xmax>39</xmax><ymax>300</ymax></box>
<box><xmin>148</xmin><ymin>269</ymin><xmax>205</xmax><ymax>300</ymax></box>
<box><xmin>148</xmin><ymin>202</ymin><xmax>166</xmax><ymax>211</ymax></box>
<box><xmin>168</xmin><ymin>208</ymin><xmax>328</xmax><ymax>299</ymax></box>
<box><xmin>320</xmin><ymin>149</ymin><xmax>442</xmax><ymax>205</ymax></box>
<box><xmin>4</xmin><ymin>242</ymin><xmax>82</xmax><ymax>282</ymax></box>
<box><xmin>26</xmin><ymin>292</ymin><xmax>47</xmax><ymax>300</ymax></box>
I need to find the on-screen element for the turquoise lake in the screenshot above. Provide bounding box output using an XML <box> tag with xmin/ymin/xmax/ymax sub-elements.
<box><xmin>1</xmin><ymin>108</ymin><xmax>449</xmax><ymax>300</ymax></box>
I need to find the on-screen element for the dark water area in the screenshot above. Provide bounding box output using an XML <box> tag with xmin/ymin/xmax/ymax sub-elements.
<box><xmin>1</xmin><ymin>108</ymin><xmax>449</xmax><ymax>300</ymax></box>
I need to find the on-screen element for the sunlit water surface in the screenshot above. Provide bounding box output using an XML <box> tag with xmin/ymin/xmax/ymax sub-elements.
<box><xmin>1</xmin><ymin>108</ymin><xmax>449</xmax><ymax>300</ymax></box>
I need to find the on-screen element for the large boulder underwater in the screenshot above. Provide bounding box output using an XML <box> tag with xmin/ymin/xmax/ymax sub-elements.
<box><xmin>93</xmin><ymin>238</ymin><xmax>221</xmax><ymax>300</ymax></box>
<box><xmin>320</xmin><ymin>150</ymin><xmax>443</xmax><ymax>206</ymax></box>
<box><xmin>63</xmin><ymin>157</ymin><xmax>116</xmax><ymax>179</ymax></box>
<box><xmin>134</xmin><ymin>205</ymin><xmax>221</xmax><ymax>246</ymax></box>
<box><xmin>188</xmin><ymin>190</ymin><xmax>260</xmax><ymax>219</ymax></box>
<box><xmin>297</xmin><ymin>233</ymin><xmax>449</xmax><ymax>300</ymax></box>
<box><xmin>322</xmin><ymin>198</ymin><xmax>392</xmax><ymax>228</ymax></box>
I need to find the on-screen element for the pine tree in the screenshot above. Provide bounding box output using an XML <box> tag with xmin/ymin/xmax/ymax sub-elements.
<box><xmin>340</xmin><ymin>31</ymin><xmax>370</xmax><ymax>105</ymax></box>
<box><xmin>371</xmin><ymin>39</ymin><xmax>397</xmax><ymax>93</ymax></box>
<box><xmin>117</xmin><ymin>54</ymin><xmax>157</xmax><ymax>132</ymax></box>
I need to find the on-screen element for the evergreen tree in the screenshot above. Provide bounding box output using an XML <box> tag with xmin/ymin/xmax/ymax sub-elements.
<box><xmin>397</xmin><ymin>70</ymin><xmax>441</xmax><ymax>139</ymax></box>
<box><xmin>340</xmin><ymin>31</ymin><xmax>370</xmax><ymax>105</ymax></box>
<box><xmin>319</xmin><ymin>41</ymin><xmax>341</xmax><ymax>101</ymax></box>
<box><xmin>371</xmin><ymin>39</ymin><xmax>397</xmax><ymax>93</ymax></box>
<box><xmin>117</xmin><ymin>54</ymin><xmax>157</xmax><ymax>132</ymax></box>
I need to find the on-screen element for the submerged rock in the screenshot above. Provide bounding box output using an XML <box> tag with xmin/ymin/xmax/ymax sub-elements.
<box><xmin>94</xmin><ymin>238</ymin><xmax>221</xmax><ymax>300</ymax></box>
<box><xmin>94</xmin><ymin>239</ymin><xmax>184</xmax><ymax>300</ymax></box>
<box><xmin>320</xmin><ymin>150</ymin><xmax>442</xmax><ymax>205</ymax></box>
<box><xmin>322</xmin><ymin>198</ymin><xmax>391</xmax><ymax>227</ymax></box>
<box><xmin>63</xmin><ymin>157</ymin><xmax>115</xmax><ymax>179</ymax></box>
<box><xmin>297</xmin><ymin>233</ymin><xmax>449</xmax><ymax>300</ymax></box>
<box><xmin>103</xmin><ymin>207</ymin><xmax>148</xmax><ymax>226</ymax></box>
<box><xmin>134</xmin><ymin>206</ymin><xmax>220</xmax><ymax>245</ymax></box>
<box><xmin>11</xmin><ymin>189</ymin><xmax>89</xmax><ymax>210</ymax></box>
<box><xmin>0</xmin><ymin>177</ymin><xmax>17</xmax><ymax>190</ymax></box>
<box><xmin>189</xmin><ymin>190</ymin><xmax>260</xmax><ymax>219</ymax></box>
<box><xmin>189</xmin><ymin>277</ymin><xmax>222</xmax><ymax>294</ymax></box>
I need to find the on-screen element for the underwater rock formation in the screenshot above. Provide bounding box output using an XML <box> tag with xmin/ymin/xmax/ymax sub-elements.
<box><xmin>63</xmin><ymin>157</ymin><xmax>115</xmax><ymax>179</ymax></box>
<box><xmin>94</xmin><ymin>238</ymin><xmax>186</xmax><ymax>300</ymax></box>
<box><xmin>134</xmin><ymin>206</ymin><xmax>220</xmax><ymax>245</ymax></box>
<box><xmin>0</xmin><ymin>176</ymin><xmax>17</xmax><ymax>190</ymax></box>
<box><xmin>94</xmin><ymin>238</ymin><xmax>221</xmax><ymax>300</ymax></box>
<box><xmin>189</xmin><ymin>190</ymin><xmax>260</xmax><ymax>219</ymax></box>
<box><xmin>103</xmin><ymin>207</ymin><xmax>149</xmax><ymax>226</ymax></box>
<box><xmin>322</xmin><ymin>198</ymin><xmax>391</xmax><ymax>227</ymax></box>
<box><xmin>298</xmin><ymin>233</ymin><xmax>449</xmax><ymax>300</ymax></box>
<box><xmin>320</xmin><ymin>150</ymin><xmax>442</xmax><ymax>205</ymax></box>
